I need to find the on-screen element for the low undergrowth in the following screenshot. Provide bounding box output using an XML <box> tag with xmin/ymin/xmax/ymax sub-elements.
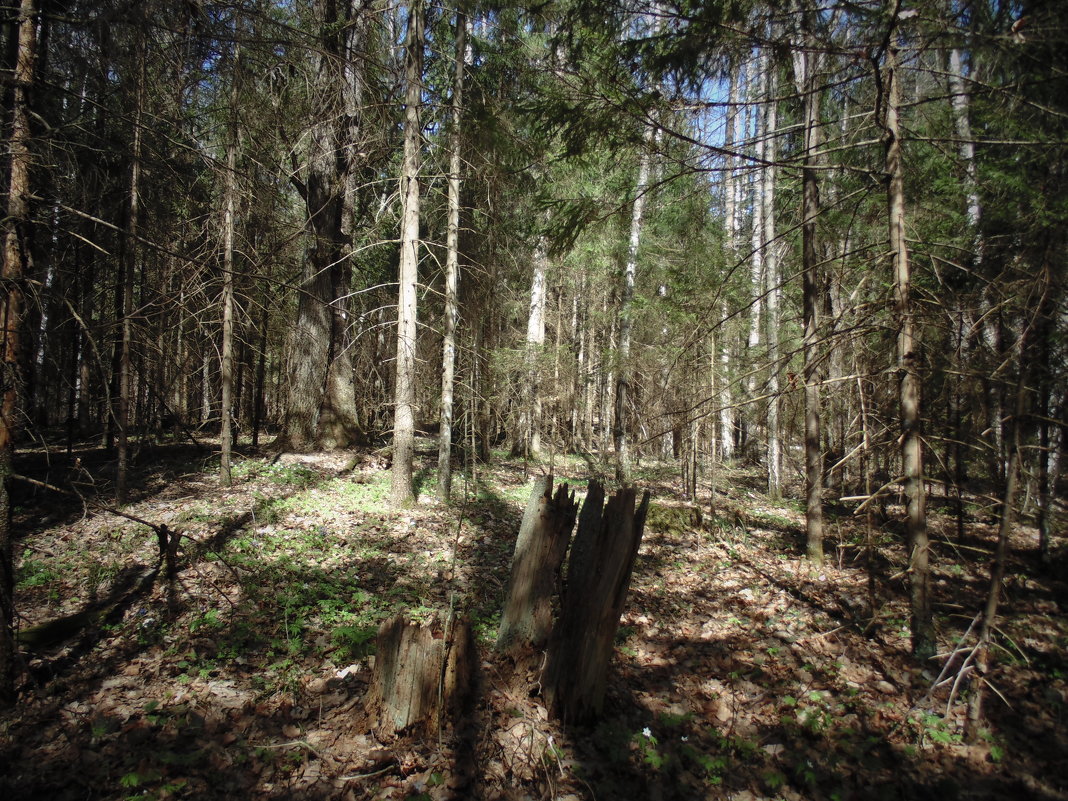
<box><xmin>1</xmin><ymin>439</ymin><xmax>1065</xmax><ymax>801</ymax></box>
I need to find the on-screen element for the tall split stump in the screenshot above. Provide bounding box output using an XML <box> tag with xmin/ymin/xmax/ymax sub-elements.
<box><xmin>543</xmin><ymin>481</ymin><xmax>649</xmax><ymax>724</ymax></box>
<box><xmin>496</xmin><ymin>474</ymin><xmax>578</xmax><ymax>655</ymax></box>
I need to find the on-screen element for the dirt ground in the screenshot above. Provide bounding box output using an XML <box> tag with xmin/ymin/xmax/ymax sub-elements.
<box><xmin>1</xmin><ymin>438</ymin><xmax>1066</xmax><ymax>800</ymax></box>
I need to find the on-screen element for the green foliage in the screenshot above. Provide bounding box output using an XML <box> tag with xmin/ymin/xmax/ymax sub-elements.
<box><xmin>634</xmin><ymin>728</ymin><xmax>666</xmax><ymax>769</ymax></box>
<box><xmin>645</xmin><ymin>504</ymin><xmax>699</xmax><ymax>537</ymax></box>
<box><xmin>189</xmin><ymin>608</ymin><xmax>223</xmax><ymax>633</ymax></box>
<box><xmin>915</xmin><ymin>712</ymin><xmax>963</xmax><ymax>746</ymax></box>
<box><xmin>330</xmin><ymin>624</ymin><xmax>378</xmax><ymax>659</ymax></box>
<box><xmin>266</xmin><ymin>463</ymin><xmax>319</xmax><ymax>488</ymax></box>
<box><xmin>16</xmin><ymin>552</ymin><xmax>59</xmax><ymax>590</ymax></box>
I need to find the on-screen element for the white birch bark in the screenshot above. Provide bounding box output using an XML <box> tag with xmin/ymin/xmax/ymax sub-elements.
<box><xmin>719</xmin><ymin>68</ymin><xmax>741</xmax><ymax>462</ymax></box>
<box><xmin>762</xmin><ymin>53</ymin><xmax>782</xmax><ymax>500</ymax></box>
<box><xmin>614</xmin><ymin>128</ymin><xmax>653</xmax><ymax>484</ymax></box>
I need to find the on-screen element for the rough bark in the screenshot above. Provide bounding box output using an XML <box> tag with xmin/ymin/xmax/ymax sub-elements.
<box><xmin>796</xmin><ymin>26</ymin><xmax>824</xmax><ymax>564</ymax></box>
<box><xmin>115</xmin><ymin>40</ymin><xmax>145</xmax><ymax>505</ymax></box>
<box><xmin>543</xmin><ymin>481</ymin><xmax>650</xmax><ymax>725</ymax></box>
<box><xmin>885</xmin><ymin>37</ymin><xmax>933</xmax><ymax>660</ymax></box>
<box><xmin>277</xmin><ymin>0</ymin><xmax>362</xmax><ymax>453</ymax></box>
<box><xmin>390</xmin><ymin>0</ymin><xmax>424</xmax><ymax>506</ymax></box>
<box><xmin>219</xmin><ymin>40</ymin><xmax>239</xmax><ymax>487</ymax></box>
<box><xmin>497</xmin><ymin>475</ymin><xmax>578</xmax><ymax>655</ymax></box>
<box><xmin>438</xmin><ymin>8</ymin><xmax>465</xmax><ymax>501</ymax></box>
<box><xmin>367</xmin><ymin>611</ymin><xmax>475</xmax><ymax>737</ymax></box>
<box><xmin>0</xmin><ymin>0</ymin><xmax>36</xmax><ymax>707</ymax></box>
<box><xmin>964</xmin><ymin>267</ymin><xmax>1050</xmax><ymax>738</ymax></box>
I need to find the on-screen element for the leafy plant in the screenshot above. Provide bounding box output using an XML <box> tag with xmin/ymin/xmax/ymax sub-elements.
<box><xmin>265</xmin><ymin>463</ymin><xmax>318</xmax><ymax>488</ymax></box>
<box><xmin>763</xmin><ymin>769</ymin><xmax>787</xmax><ymax>791</ymax></box>
<box><xmin>918</xmin><ymin>712</ymin><xmax>963</xmax><ymax>746</ymax></box>
<box><xmin>190</xmin><ymin>608</ymin><xmax>223</xmax><ymax>633</ymax></box>
<box><xmin>634</xmin><ymin>728</ymin><xmax>666</xmax><ymax>769</ymax></box>
<box><xmin>16</xmin><ymin>552</ymin><xmax>59</xmax><ymax>589</ymax></box>
<box><xmin>331</xmin><ymin>624</ymin><xmax>377</xmax><ymax>658</ymax></box>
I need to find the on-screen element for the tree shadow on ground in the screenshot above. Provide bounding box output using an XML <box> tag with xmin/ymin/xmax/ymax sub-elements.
<box><xmin>3</xmin><ymin>548</ymin><xmax>407</xmax><ymax>800</ymax></box>
<box><xmin>566</xmin><ymin>627</ymin><xmax>1063</xmax><ymax>801</ymax></box>
<box><xmin>450</xmin><ymin>477</ymin><xmax>529</xmax><ymax>631</ymax></box>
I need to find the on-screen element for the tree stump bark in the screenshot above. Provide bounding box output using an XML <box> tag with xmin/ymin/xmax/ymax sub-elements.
<box><xmin>366</xmin><ymin>610</ymin><xmax>475</xmax><ymax>737</ymax></box>
<box><xmin>543</xmin><ymin>481</ymin><xmax>650</xmax><ymax>725</ymax></box>
<box><xmin>496</xmin><ymin>474</ymin><xmax>578</xmax><ymax>655</ymax></box>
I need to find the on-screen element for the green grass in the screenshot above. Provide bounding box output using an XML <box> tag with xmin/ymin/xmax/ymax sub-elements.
<box><xmin>16</xmin><ymin>552</ymin><xmax>60</xmax><ymax>589</ymax></box>
<box><xmin>270</xmin><ymin>473</ymin><xmax>392</xmax><ymax>518</ymax></box>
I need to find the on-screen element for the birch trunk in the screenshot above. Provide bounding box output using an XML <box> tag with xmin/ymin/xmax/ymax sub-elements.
<box><xmin>763</xmin><ymin>59</ymin><xmax>782</xmax><ymax>500</ymax></box>
<box><xmin>513</xmin><ymin>242</ymin><xmax>547</xmax><ymax>458</ymax></box>
<box><xmin>748</xmin><ymin>58</ymin><xmax>765</xmax><ymax>368</ymax></box>
<box><xmin>718</xmin><ymin>70</ymin><xmax>740</xmax><ymax>462</ymax></box>
<box><xmin>614</xmin><ymin>128</ymin><xmax>653</xmax><ymax>485</ymax></box>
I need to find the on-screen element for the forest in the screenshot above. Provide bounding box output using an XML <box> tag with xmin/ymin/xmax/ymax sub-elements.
<box><xmin>0</xmin><ymin>0</ymin><xmax>1066</xmax><ymax>798</ymax></box>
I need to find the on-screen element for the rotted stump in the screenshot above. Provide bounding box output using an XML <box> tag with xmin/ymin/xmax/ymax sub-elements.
<box><xmin>366</xmin><ymin>610</ymin><xmax>475</xmax><ymax>737</ymax></box>
<box><xmin>543</xmin><ymin>481</ymin><xmax>650</xmax><ymax>725</ymax></box>
<box><xmin>496</xmin><ymin>474</ymin><xmax>578</xmax><ymax>656</ymax></box>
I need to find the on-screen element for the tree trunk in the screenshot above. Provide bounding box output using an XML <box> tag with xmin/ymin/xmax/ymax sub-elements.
<box><xmin>762</xmin><ymin>56</ymin><xmax>782</xmax><ymax>500</ymax></box>
<box><xmin>747</xmin><ymin>55</ymin><xmax>764</xmax><ymax>407</ymax></box>
<box><xmin>948</xmin><ymin>45</ymin><xmax>980</xmax><ymax>250</ymax></box>
<box><xmin>964</xmin><ymin>266</ymin><xmax>1050</xmax><ymax>739</ymax></box>
<box><xmin>543</xmin><ymin>481</ymin><xmax>650</xmax><ymax>725</ymax></box>
<box><xmin>718</xmin><ymin>69</ymin><xmax>741</xmax><ymax>463</ymax></box>
<box><xmin>599</xmin><ymin>293</ymin><xmax>615</xmax><ymax>458</ymax></box>
<box><xmin>252</xmin><ymin>289</ymin><xmax>269</xmax><ymax>448</ymax></box>
<box><xmin>277</xmin><ymin>0</ymin><xmax>362</xmax><ymax>453</ymax></box>
<box><xmin>115</xmin><ymin>39</ymin><xmax>145</xmax><ymax>505</ymax></box>
<box><xmin>718</xmin><ymin>299</ymin><xmax>733</xmax><ymax>462</ymax></box>
<box><xmin>885</xmin><ymin>36</ymin><xmax>933</xmax><ymax>660</ymax></box>
<box><xmin>219</xmin><ymin>40</ymin><xmax>239</xmax><ymax>487</ymax></box>
<box><xmin>438</xmin><ymin>8</ymin><xmax>465</xmax><ymax>501</ymax></box>
<box><xmin>796</xmin><ymin>28</ymin><xmax>824</xmax><ymax>564</ymax></box>
<box><xmin>513</xmin><ymin>241</ymin><xmax>548</xmax><ymax>459</ymax></box>
<box><xmin>614</xmin><ymin>128</ymin><xmax>653</xmax><ymax>485</ymax></box>
<box><xmin>1036</xmin><ymin>337</ymin><xmax>1052</xmax><ymax>560</ymax></box>
<box><xmin>390</xmin><ymin>0</ymin><xmax>424</xmax><ymax>506</ymax></box>
<box><xmin>497</xmin><ymin>475</ymin><xmax>578</xmax><ymax>655</ymax></box>
<box><xmin>367</xmin><ymin>610</ymin><xmax>475</xmax><ymax>737</ymax></box>
<box><xmin>0</xmin><ymin>0</ymin><xmax>36</xmax><ymax>707</ymax></box>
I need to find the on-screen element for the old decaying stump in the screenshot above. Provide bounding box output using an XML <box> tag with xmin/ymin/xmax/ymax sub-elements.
<box><xmin>544</xmin><ymin>481</ymin><xmax>649</xmax><ymax>724</ymax></box>
<box><xmin>366</xmin><ymin>610</ymin><xmax>475</xmax><ymax>737</ymax></box>
<box><xmin>496</xmin><ymin>474</ymin><xmax>578</xmax><ymax>654</ymax></box>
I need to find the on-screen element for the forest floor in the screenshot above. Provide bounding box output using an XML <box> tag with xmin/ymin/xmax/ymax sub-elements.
<box><xmin>1</xmin><ymin>435</ymin><xmax>1067</xmax><ymax>801</ymax></box>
